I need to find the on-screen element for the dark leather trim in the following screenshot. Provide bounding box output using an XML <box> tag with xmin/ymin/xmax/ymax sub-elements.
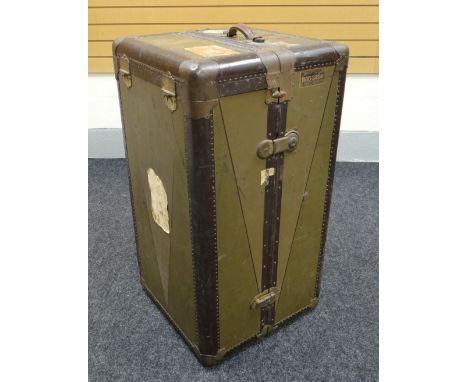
<box><xmin>260</xmin><ymin>102</ymin><xmax>288</xmax><ymax>328</ymax></box>
<box><xmin>113</xmin><ymin>50</ymin><xmax>340</xmax><ymax>104</ymax></box>
<box><xmin>216</xmin><ymin>73</ymin><xmax>267</xmax><ymax>97</ymax></box>
<box><xmin>184</xmin><ymin>113</ymin><xmax>220</xmax><ymax>356</ymax></box>
<box><xmin>114</xmin><ymin>36</ymin><xmax>188</xmax><ymax>75</ymax></box>
<box><xmin>314</xmin><ymin>65</ymin><xmax>348</xmax><ymax>298</ymax></box>
<box><xmin>113</xmin><ymin>32</ymin><xmax>343</xmax><ymax>101</ymax></box>
<box><xmin>293</xmin><ymin>45</ymin><xmax>339</xmax><ymax>69</ymax></box>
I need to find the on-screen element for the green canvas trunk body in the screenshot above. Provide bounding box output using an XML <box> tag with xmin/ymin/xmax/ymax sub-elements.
<box><xmin>113</xmin><ymin>24</ymin><xmax>348</xmax><ymax>366</ymax></box>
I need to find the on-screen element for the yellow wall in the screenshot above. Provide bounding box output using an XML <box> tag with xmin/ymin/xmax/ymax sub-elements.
<box><xmin>88</xmin><ymin>0</ymin><xmax>379</xmax><ymax>74</ymax></box>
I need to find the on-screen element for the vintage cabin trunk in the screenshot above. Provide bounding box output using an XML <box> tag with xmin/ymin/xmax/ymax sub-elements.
<box><xmin>113</xmin><ymin>24</ymin><xmax>348</xmax><ymax>366</ymax></box>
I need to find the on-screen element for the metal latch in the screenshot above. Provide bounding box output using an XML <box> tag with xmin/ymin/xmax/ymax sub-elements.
<box><xmin>251</xmin><ymin>287</ymin><xmax>279</xmax><ymax>309</ymax></box>
<box><xmin>257</xmin><ymin>130</ymin><xmax>299</xmax><ymax>159</ymax></box>
<box><xmin>119</xmin><ymin>55</ymin><xmax>132</xmax><ymax>88</ymax></box>
<box><xmin>161</xmin><ymin>73</ymin><xmax>177</xmax><ymax>112</ymax></box>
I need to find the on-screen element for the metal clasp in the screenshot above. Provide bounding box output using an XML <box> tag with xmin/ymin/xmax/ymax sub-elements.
<box><xmin>251</xmin><ymin>287</ymin><xmax>279</xmax><ymax>309</ymax></box>
<box><xmin>119</xmin><ymin>55</ymin><xmax>132</xmax><ymax>88</ymax></box>
<box><xmin>257</xmin><ymin>130</ymin><xmax>299</xmax><ymax>159</ymax></box>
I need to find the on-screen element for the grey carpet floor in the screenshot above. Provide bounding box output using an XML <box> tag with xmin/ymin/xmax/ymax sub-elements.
<box><xmin>89</xmin><ymin>159</ymin><xmax>378</xmax><ymax>382</ymax></box>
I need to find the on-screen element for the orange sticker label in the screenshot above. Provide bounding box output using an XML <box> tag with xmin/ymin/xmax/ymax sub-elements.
<box><xmin>300</xmin><ymin>69</ymin><xmax>325</xmax><ymax>87</ymax></box>
<box><xmin>185</xmin><ymin>45</ymin><xmax>240</xmax><ymax>57</ymax></box>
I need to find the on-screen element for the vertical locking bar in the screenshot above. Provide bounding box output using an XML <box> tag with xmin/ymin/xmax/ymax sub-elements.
<box><xmin>260</xmin><ymin>101</ymin><xmax>288</xmax><ymax>330</ymax></box>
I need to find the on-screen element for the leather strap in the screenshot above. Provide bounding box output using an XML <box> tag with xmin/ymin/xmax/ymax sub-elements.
<box><xmin>256</xmin><ymin>45</ymin><xmax>295</xmax><ymax>103</ymax></box>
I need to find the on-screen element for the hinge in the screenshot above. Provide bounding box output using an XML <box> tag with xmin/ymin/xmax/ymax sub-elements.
<box><xmin>257</xmin><ymin>130</ymin><xmax>299</xmax><ymax>159</ymax></box>
<box><xmin>118</xmin><ymin>55</ymin><xmax>132</xmax><ymax>88</ymax></box>
<box><xmin>251</xmin><ymin>287</ymin><xmax>279</xmax><ymax>309</ymax></box>
<box><xmin>161</xmin><ymin>72</ymin><xmax>177</xmax><ymax>112</ymax></box>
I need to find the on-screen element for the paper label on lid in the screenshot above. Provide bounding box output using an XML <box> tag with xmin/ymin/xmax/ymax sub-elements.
<box><xmin>185</xmin><ymin>45</ymin><xmax>240</xmax><ymax>57</ymax></box>
<box><xmin>273</xmin><ymin>41</ymin><xmax>299</xmax><ymax>47</ymax></box>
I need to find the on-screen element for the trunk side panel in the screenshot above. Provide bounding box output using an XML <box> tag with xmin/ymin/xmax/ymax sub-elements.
<box><xmin>119</xmin><ymin>77</ymin><xmax>166</xmax><ymax>303</ymax></box>
<box><xmin>119</xmin><ymin>75</ymin><xmax>197</xmax><ymax>345</ymax></box>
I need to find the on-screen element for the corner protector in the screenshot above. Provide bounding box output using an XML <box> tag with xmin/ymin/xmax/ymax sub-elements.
<box><xmin>328</xmin><ymin>41</ymin><xmax>349</xmax><ymax>73</ymax></box>
<box><xmin>334</xmin><ymin>55</ymin><xmax>348</xmax><ymax>72</ymax></box>
<box><xmin>309</xmin><ymin>297</ymin><xmax>320</xmax><ymax>309</ymax></box>
<box><xmin>197</xmin><ymin>347</ymin><xmax>227</xmax><ymax>367</ymax></box>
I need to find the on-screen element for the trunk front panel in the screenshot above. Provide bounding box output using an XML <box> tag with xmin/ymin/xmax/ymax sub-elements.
<box><xmin>275</xmin><ymin>67</ymin><xmax>341</xmax><ymax>322</ymax></box>
<box><xmin>215</xmin><ymin>64</ymin><xmax>342</xmax><ymax>349</ymax></box>
<box><xmin>276</xmin><ymin>66</ymin><xmax>335</xmax><ymax>298</ymax></box>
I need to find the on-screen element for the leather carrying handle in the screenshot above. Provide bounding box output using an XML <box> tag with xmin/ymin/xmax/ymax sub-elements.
<box><xmin>226</xmin><ymin>24</ymin><xmax>255</xmax><ymax>40</ymax></box>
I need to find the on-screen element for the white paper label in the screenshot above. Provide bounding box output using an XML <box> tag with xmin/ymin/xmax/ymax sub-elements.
<box><xmin>261</xmin><ymin>167</ymin><xmax>276</xmax><ymax>186</ymax></box>
<box><xmin>147</xmin><ymin>168</ymin><xmax>170</xmax><ymax>234</ymax></box>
